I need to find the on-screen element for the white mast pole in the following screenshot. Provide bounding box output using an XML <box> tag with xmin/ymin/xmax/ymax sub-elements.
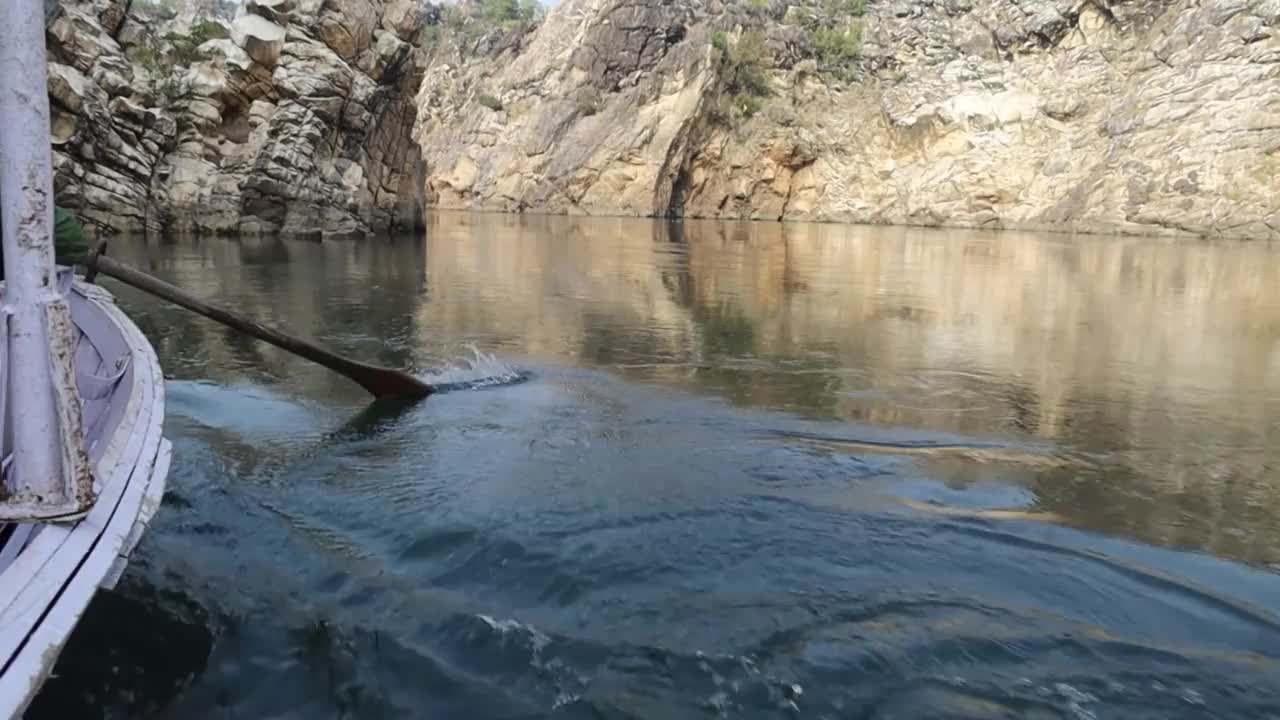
<box><xmin>0</xmin><ymin>0</ymin><xmax>93</xmax><ymax>518</ymax></box>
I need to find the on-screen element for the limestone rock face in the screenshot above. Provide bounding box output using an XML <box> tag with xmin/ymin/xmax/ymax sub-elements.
<box><xmin>414</xmin><ymin>0</ymin><xmax>715</xmax><ymax>216</ymax></box>
<box><xmin>46</xmin><ymin>0</ymin><xmax>426</xmax><ymax>237</ymax></box>
<box><xmin>415</xmin><ymin>0</ymin><xmax>1280</xmax><ymax>239</ymax></box>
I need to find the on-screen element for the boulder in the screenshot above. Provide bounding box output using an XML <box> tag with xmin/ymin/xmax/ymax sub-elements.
<box><xmin>231</xmin><ymin>14</ymin><xmax>286</xmax><ymax>67</ymax></box>
<box><xmin>47</xmin><ymin>62</ymin><xmax>94</xmax><ymax>113</ymax></box>
<box><xmin>316</xmin><ymin>0</ymin><xmax>378</xmax><ymax>61</ymax></box>
<box><xmin>380</xmin><ymin>0</ymin><xmax>419</xmax><ymax>40</ymax></box>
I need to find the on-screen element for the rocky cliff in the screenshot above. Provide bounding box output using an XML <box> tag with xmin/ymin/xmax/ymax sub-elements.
<box><xmin>413</xmin><ymin>0</ymin><xmax>1280</xmax><ymax>239</ymax></box>
<box><xmin>46</xmin><ymin>0</ymin><xmax>427</xmax><ymax>237</ymax></box>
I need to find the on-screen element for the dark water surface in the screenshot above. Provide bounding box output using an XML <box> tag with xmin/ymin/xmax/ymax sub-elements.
<box><xmin>30</xmin><ymin>214</ymin><xmax>1280</xmax><ymax>718</ymax></box>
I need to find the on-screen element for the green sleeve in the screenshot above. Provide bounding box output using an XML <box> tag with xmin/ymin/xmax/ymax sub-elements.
<box><xmin>53</xmin><ymin>206</ymin><xmax>87</xmax><ymax>260</ymax></box>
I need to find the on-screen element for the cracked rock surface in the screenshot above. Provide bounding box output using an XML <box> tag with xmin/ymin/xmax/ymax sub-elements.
<box><xmin>47</xmin><ymin>0</ymin><xmax>427</xmax><ymax>237</ymax></box>
<box><xmin>415</xmin><ymin>0</ymin><xmax>1280</xmax><ymax>238</ymax></box>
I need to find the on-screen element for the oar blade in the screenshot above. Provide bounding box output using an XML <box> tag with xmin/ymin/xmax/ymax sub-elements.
<box><xmin>358</xmin><ymin>368</ymin><xmax>435</xmax><ymax>401</ymax></box>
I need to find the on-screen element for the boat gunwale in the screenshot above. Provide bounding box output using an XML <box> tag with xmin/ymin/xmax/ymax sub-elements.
<box><xmin>0</xmin><ymin>280</ymin><xmax>145</xmax><ymax>619</ymax></box>
<box><xmin>0</xmin><ymin>279</ymin><xmax>168</xmax><ymax>719</ymax></box>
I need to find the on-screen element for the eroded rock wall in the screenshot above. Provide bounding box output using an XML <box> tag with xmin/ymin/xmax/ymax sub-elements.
<box><xmin>47</xmin><ymin>0</ymin><xmax>428</xmax><ymax>237</ymax></box>
<box><xmin>414</xmin><ymin>0</ymin><xmax>1280</xmax><ymax>239</ymax></box>
<box><xmin>414</xmin><ymin>0</ymin><xmax>718</xmax><ymax>216</ymax></box>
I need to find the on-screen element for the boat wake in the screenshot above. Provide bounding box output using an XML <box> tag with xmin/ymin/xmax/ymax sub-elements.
<box><xmin>420</xmin><ymin>346</ymin><xmax>529</xmax><ymax>393</ymax></box>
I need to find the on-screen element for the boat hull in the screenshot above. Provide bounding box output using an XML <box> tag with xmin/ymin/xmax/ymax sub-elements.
<box><xmin>0</xmin><ymin>277</ymin><xmax>169</xmax><ymax>718</ymax></box>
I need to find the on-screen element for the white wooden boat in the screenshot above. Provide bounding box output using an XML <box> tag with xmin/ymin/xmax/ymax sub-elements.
<box><xmin>0</xmin><ymin>1</ymin><xmax>171</xmax><ymax>716</ymax></box>
<box><xmin>0</xmin><ymin>272</ymin><xmax>170</xmax><ymax>719</ymax></box>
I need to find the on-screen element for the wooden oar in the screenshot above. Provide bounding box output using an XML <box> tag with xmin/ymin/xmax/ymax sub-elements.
<box><xmin>81</xmin><ymin>247</ymin><xmax>434</xmax><ymax>401</ymax></box>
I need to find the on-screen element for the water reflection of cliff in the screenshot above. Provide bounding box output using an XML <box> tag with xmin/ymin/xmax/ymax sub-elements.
<box><xmin>107</xmin><ymin>217</ymin><xmax>1280</xmax><ymax>566</ymax></box>
<box><xmin>416</xmin><ymin>213</ymin><xmax>1280</xmax><ymax>566</ymax></box>
<box><xmin>109</xmin><ymin>235</ymin><xmax>429</xmax><ymax>402</ymax></box>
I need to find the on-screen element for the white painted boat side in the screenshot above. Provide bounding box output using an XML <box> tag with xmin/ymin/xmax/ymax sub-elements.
<box><xmin>102</xmin><ymin>438</ymin><xmax>172</xmax><ymax>592</ymax></box>
<box><xmin>0</xmin><ymin>281</ymin><xmax>168</xmax><ymax>719</ymax></box>
<box><xmin>0</xmin><ymin>290</ymin><xmax>150</xmax><ymax>626</ymax></box>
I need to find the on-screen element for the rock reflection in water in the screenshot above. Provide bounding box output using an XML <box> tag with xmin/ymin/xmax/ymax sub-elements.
<box><xmin>411</xmin><ymin>213</ymin><xmax>1280</xmax><ymax>567</ymax></box>
<box><xmin>46</xmin><ymin>215</ymin><xmax>1280</xmax><ymax>718</ymax></box>
<box><xmin>105</xmin><ymin>216</ymin><xmax>1280</xmax><ymax>565</ymax></box>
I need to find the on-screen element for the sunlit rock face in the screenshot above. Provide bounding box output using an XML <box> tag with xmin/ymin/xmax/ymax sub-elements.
<box><xmin>414</xmin><ymin>0</ymin><xmax>1280</xmax><ymax>240</ymax></box>
<box><xmin>48</xmin><ymin>0</ymin><xmax>1280</xmax><ymax>239</ymax></box>
<box><xmin>46</xmin><ymin>0</ymin><xmax>427</xmax><ymax>238</ymax></box>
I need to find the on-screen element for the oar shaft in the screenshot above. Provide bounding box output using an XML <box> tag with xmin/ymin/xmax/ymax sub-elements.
<box><xmin>90</xmin><ymin>254</ymin><xmax>433</xmax><ymax>400</ymax></box>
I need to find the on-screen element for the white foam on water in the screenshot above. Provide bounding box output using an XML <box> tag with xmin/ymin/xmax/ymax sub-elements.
<box><xmin>422</xmin><ymin>346</ymin><xmax>523</xmax><ymax>388</ymax></box>
<box><xmin>1054</xmin><ymin>682</ymin><xmax>1099</xmax><ymax>720</ymax></box>
<box><xmin>476</xmin><ymin>613</ymin><xmax>551</xmax><ymax>655</ymax></box>
<box><xmin>553</xmin><ymin>693</ymin><xmax>581</xmax><ymax>710</ymax></box>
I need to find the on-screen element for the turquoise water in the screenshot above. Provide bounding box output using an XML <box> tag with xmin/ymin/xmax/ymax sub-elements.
<box><xmin>30</xmin><ymin>214</ymin><xmax>1280</xmax><ymax>718</ymax></box>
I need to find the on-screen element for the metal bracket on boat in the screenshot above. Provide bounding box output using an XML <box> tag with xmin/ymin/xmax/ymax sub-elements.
<box><xmin>83</xmin><ymin>239</ymin><xmax>109</xmax><ymax>284</ymax></box>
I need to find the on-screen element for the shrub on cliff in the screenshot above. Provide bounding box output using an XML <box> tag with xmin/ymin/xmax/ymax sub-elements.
<box><xmin>812</xmin><ymin>24</ymin><xmax>863</xmax><ymax>76</ymax></box>
<box><xmin>836</xmin><ymin>0</ymin><xmax>868</xmax><ymax>15</ymax></box>
<box><xmin>806</xmin><ymin>0</ymin><xmax>866</xmax><ymax>79</ymax></box>
<box><xmin>132</xmin><ymin>0</ymin><xmax>179</xmax><ymax>21</ymax></box>
<box><xmin>189</xmin><ymin>20</ymin><xmax>230</xmax><ymax>44</ymax></box>
<box><xmin>725</xmin><ymin>30</ymin><xmax>772</xmax><ymax>97</ymax></box>
<box><xmin>132</xmin><ymin>0</ymin><xmax>238</xmax><ymax>22</ymax></box>
<box><xmin>710</xmin><ymin>29</ymin><xmax>772</xmax><ymax>125</ymax></box>
<box><xmin>444</xmin><ymin>0</ymin><xmax>545</xmax><ymax>46</ymax></box>
<box><xmin>482</xmin><ymin>0</ymin><xmax>543</xmax><ymax>28</ymax></box>
<box><xmin>126</xmin><ymin>21</ymin><xmax>228</xmax><ymax>108</ymax></box>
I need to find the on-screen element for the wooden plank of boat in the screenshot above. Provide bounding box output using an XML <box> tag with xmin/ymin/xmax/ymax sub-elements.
<box><xmin>0</xmin><ymin>408</ymin><xmax>166</xmax><ymax>719</ymax></box>
<box><xmin>0</xmin><ymin>283</ymin><xmax>152</xmax><ymax>623</ymax></box>
<box><xmin>102</xmin><ymin>438</ymin><xmax>172</xmax><ymax>592</ymax></box>
<box><xmin>0</xmin><ymin>282</ymin><xmax>128</xmax><ymax>581</ymax></box>
<box><xmin>0</xmin><ymin>280</ymin><xmax>168</xmax><ymax>719</ymax></box>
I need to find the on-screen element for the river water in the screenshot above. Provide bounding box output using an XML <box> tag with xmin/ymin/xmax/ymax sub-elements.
<box><xmin>29</xmin><ymin>213</ymin><xmax>1280</xmax><ymax>718</ymax></box>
